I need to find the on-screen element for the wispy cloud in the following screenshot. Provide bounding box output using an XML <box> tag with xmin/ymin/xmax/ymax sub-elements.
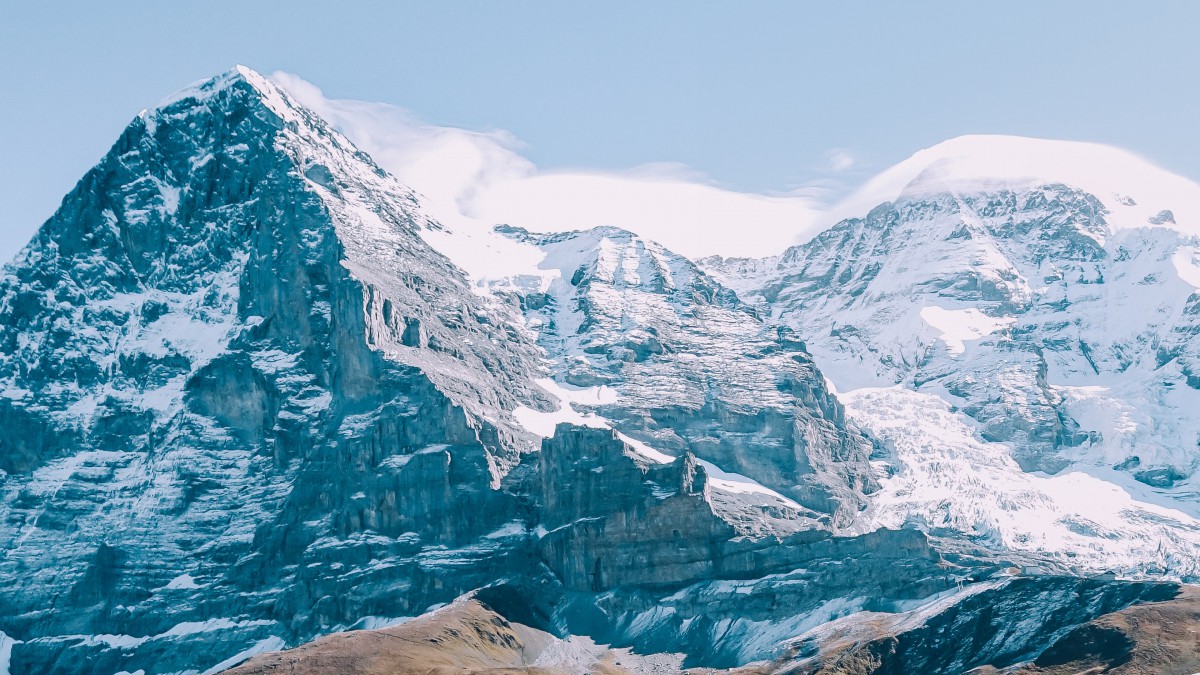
<box><xmin>826</xmin><ymin>149</ymin><xmax>856</xmax><ymax>172</ymax></box>
<box><xmin>272</xmin><ymin>72</ymin><xmax>830</xmax><ymax>259</ymax></box>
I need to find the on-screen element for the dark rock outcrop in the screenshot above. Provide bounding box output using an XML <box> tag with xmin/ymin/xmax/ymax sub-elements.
<box><xmin>788</xmin><ymin>577</ymin><xmax>1183</xmax><ymax>674</ymax></box>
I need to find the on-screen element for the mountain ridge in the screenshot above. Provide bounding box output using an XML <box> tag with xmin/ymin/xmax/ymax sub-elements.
<box><xmin>2</xmin><ymin>66</ymin><xmax>1199</xmax><ymax>674</ymax></box>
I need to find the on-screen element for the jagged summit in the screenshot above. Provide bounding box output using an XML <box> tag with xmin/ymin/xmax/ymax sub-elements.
<box><xmin>9</xmin><ymin>60</ymin><xmax>555</xmax><ymax>469</ymax></box>
<box><xmin>150</xmin><ymin>64</ymin><xmax>288</xmax><ymax>115</ymax></box>
<box><xmin>0</xmin><ymin>61</ymin><xmax>567</xmax><ymax>672</ymax></box>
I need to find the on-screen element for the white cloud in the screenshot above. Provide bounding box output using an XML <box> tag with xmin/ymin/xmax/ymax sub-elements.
<box><xmin>826</xmin><ymin>148</ymin><xmax>856</xmax><ymax>172</ymax></box>
<box><xmin>274</xmin><ymin>75</ymin><xmax>1200</xmax><ymax>264</ymax></box>
<box><xmin>271</xmin><ymin>71</ymin><xmax>826</xmax><ymax>259</ymax></box>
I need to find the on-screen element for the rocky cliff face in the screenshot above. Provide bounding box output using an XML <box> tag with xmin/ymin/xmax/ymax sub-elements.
<box><xmin>787</xmin><ymin>577</ymin><xmax>1185</xmax><ymax>674</ymax></box>
<box><xmin>502</xmin><ymin>226</ymin><xmax>878</xmax><ymax>525</ymax></box>
<box><xmin>0</xmin><ymin>67</ymin><xmax>553</xmax><ymax>673</ymax></box>
<box><xmin>0</xmin><ymin>69</ymin><xmax>949</xmax><ymax>675</ymax></box>
<box><xmin>493</xmin><ymin>426</ymin><xmax>952</xmax><ymax>669</ymax></box>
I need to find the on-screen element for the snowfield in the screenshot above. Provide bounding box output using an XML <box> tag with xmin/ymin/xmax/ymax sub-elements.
<box><xmin>844</xmin><ymin>386</ymin><xmax>1200</xmax><ymax>579</ymax></box>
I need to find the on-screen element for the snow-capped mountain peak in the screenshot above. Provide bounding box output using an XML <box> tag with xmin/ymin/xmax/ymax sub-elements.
<box><xmin>152</xmin><ymin>65</ymin><xmax>293</xmax><ymax>120</ymax></box>
<box><xmin>702</xmin><ymin>130</ymin><xmax>1200</xmax><ymax>585</ymax></box>
<box><xmin>829</xmin><ymin>135</ymin><xmax>1200</xmax><ymax>236</ymax></box>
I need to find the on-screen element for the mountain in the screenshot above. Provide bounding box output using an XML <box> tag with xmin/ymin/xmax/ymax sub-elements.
<box><xmin>705</xmin><ymin>135</ymin><xmax>1200</xmax><ymax>576</ymax></box>
<box><xmin>221</xmin><ymin>584</ymin><xmax>1200</xmax><ymax>675</ymax></box>
<box><xmin>0</xmin><ymin>68</ymin><xmax>941</xmax><ymax>674</ymax></box>
<box><xmin>495</xmin><ymin>224</ymin><xmax>878</xmax><ymax>525</ymax></box>
<box><xmin>1</xmin><ymin>68</ymin><xmax>1198</xmax><ymax>675</ymax></box>
<box><xmin>0</xmin><ymin>65</ymin><xmax>566</xmax><ymax>673</ymax></box>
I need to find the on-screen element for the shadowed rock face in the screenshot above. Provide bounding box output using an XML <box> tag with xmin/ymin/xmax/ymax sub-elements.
<box><xmin>787</xmin><ymin>578</ymin><xmax>1185</xmax><ymax>675</ymax></box>
<box><xmin>0</xmin><ymin>68</ymin><xmax>552</xmax><ymax>673</ymax></box>
<box><xmin>529</xmin><ymin>426</ymin><xmax>936</xmax><ymax>595</ymax></box>
<box><xmin>1007</xmin><ymin>586</ymin><xmax>1200</xmax><ymax>675</ymax></box>
<box><xmin>507</xmin><ymin>426</ymin><xmax>955</xmax><ymax>668</ymax></box>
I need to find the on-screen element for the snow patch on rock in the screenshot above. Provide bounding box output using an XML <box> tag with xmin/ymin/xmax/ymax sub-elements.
<box><xmin>919</xmin><ymin>306</ymin><xmax>1015</xmax><ymax>356</ymax></box>
<box><xmin>513</xmin><ymin>378</ymin><xmax>614</xmax><ymax>437</ymax></box>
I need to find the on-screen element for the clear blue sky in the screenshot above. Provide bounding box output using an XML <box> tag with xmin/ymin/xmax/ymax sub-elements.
<box><xmin>2</xmin><ymin>1</ymin><xmax>1198</xmax><ymax>257</ymax></box>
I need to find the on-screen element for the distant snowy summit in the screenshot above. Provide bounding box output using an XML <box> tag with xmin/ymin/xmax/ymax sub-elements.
<box><xmin>824</xmin><ymin>134</ymin><xmax>1200</xmax><ymax>239</ymax></box>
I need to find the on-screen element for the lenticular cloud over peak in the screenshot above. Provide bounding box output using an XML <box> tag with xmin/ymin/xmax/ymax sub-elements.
<box><xmin>271</xmin><ymin>70</ymin><xmax>828</xmax><ymax>259</ymax></box>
